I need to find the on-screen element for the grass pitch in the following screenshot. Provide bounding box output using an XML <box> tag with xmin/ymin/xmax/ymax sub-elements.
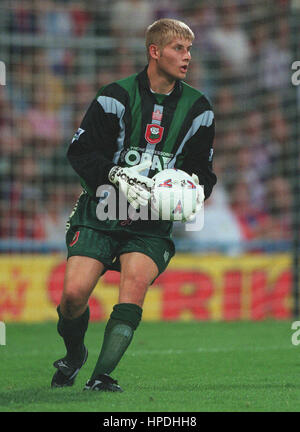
<box><xmin>0</xmin><ymin>320</ymin><xmax>299</xmax><ymax>412</ymax></box>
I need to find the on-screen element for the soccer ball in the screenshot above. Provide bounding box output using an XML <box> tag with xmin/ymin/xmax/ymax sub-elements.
<box><xmin>150</xmin><ymin>168</ymin><xmax>198</xmax><ymax>221</ymax></box>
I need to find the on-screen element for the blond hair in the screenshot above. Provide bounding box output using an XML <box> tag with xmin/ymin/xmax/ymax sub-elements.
<box><xmin>145</xmin><ymin>19</ymin><xmax>194</xmax><ymax>60</ymax></box>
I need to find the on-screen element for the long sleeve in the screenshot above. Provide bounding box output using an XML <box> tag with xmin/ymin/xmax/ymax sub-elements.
<box><xmin>67</xmin><ymin>97</ymin><xmax>119</xmax><ymax>196</ymax></box>
<box><xmin>176</xmin><ymin>97</ymin><xmax>217</xmax><ymax>200</ymax></box>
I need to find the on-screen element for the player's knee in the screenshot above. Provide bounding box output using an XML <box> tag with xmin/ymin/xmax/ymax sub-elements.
<box><xmin>120</xmin><ymin>274</ymin><xmax>149</xmax><ymax>305</ymax></box>
<box><xmin>61</xmin><ymin>286</ymin><xmax>87</xmax><ymax>318</ymax></box>
<box><xmin>126</xmin><ymin>273</ymin><xmax>149</xmax><ymax>292</ymax></box>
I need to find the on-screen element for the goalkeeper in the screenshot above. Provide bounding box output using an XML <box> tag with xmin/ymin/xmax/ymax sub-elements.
<box><xmin>51</xmin><ymin>18</ymin><xmax>217</xmax><ymax>392</ymax></box>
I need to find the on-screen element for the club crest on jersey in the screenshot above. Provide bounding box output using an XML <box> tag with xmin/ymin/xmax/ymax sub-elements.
<box><xmin>145</xmin><ymin>124</ymin><xmax>164</xmax><ymax>145</ymax></box>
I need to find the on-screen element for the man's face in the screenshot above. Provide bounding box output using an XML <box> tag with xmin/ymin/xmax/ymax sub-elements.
<box><xmin>154</xmin><ymin>38</ymin><xmax>192</xmax><ymax>81</ymax></box>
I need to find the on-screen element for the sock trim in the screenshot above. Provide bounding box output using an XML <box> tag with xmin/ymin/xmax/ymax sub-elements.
<box><xmin>110</xmin><ymin>303</ymin><xmax>142</xmax><ymax>330</ymax></box>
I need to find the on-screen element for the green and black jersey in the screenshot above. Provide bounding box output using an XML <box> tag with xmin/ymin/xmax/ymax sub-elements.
<box><xmin>67</xmin><ymin>66</ymin><xmax>217</xmax><ymax>238</ymax></box>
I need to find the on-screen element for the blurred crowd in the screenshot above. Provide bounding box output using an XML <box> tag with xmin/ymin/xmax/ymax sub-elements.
<box><xmin>0</xmin><ymin>0</ymin><xmax>296</xmax><ymax>250</ymax></box>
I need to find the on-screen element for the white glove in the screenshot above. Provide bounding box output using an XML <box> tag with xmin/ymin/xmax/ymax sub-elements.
<box><xmin>108</xmin><ymin>160</ymin><xmax>154</xmax><ymax>210</ymax></box>
<box><xmin>182</xmin><ymin>173</ymin><xmax>205</xmax><ymax>222</ymax></box>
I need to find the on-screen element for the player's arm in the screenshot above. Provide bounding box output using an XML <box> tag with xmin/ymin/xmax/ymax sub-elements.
<box><xmin>67</xmin><ymin>96</ymin><xmax>118</xmax><ymax>197</ymax></box>
<box><xmin>178</xmin><ymin>99</ymin><xmax>217</xmax><ymax>201</ymax></box>
<box><xmin>67</xmin><ymin>89</ymin><xmax>153</xmax><ymax>208</ymax></box>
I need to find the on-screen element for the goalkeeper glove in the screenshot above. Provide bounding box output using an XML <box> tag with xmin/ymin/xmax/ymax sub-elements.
<box><xmin>182</xmin><ymin>173</ymin><xmax>205</xmax><ymax>222</ymax></box>
<box><xmin>108</xmin><ymin>160</ymin><xmax>154</xmax><ymax>210</ymax></box>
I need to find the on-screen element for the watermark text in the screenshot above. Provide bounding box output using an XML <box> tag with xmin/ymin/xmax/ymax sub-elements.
<box><xmin>95</xmin><ymin>184</ymin><xmax>204</xmax><ymax>231</ymax></box>
<box><xmin>291</xmin><ymin>321</ymin><xmax>300</xmax><ymax>345</ymax></box>
<box><xmin>0</xmin><ymin>61</ymin><xmax>6</xmax><ymax>85</ymax></box>
<box><xmin>0</xmin><ymin>321</ymin><xmax>6</xmax><ymax>345</ymax></box>
<box><xmin>291</xmin><ymin>61</ymin><xmax>300</xmax><ymax>85</ymax></box>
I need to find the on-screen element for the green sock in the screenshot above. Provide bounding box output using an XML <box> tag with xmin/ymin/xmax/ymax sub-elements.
<box><xmin>91</xmin><ymin>303</ymin><xmax>142</xmax><ymax>379</ymax></box>
<box><xmin>57</xmin><ymin>305</ymin><xmax>89</xmax><ymax>366</ymax></box>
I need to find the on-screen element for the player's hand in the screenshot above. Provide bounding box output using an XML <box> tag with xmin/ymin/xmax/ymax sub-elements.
<box><xmin>108</xmin><ymin>160</ymin><xmax>154</xmax><ymax>210</ymax></box>
<box><xmin>182</xmin><ymin>173</ymin><xmax>204</xmax><ymax>222</ymax></box>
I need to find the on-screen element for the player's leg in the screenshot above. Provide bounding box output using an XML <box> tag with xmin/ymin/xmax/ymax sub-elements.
<box><xmin>85</xmin><ymin>252</ymin><xmax>158</xmax><ymax>392</ymax></box>
<box><xmin>58</xmin><ymin>255</ymin><xmax>105</xmax><ymax>360</ymax></box>
<box><xmin>56</xmin><ymin>225</ymin><xmax>117</xmax><ymax>366</ymax></box>
<box><xmin>51</xmin><ymin>256</ymin><xmax>104</xmax><ymax>388</ymax></box>
<box><xmin>118</xmin><ymin>251</ymin><xmax>159</xmax><ymax>306</ymax></box>
<box><xmin>60</xmin><ymin>255</ymin><xmax>105</xmax><ymax>319</ymax></box>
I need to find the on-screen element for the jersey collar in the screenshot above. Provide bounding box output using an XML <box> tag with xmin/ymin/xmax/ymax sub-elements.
<box><xmin>137</xmin><ymin>66</ymin><xmax>183</xmax><ymax>104</ymax></box>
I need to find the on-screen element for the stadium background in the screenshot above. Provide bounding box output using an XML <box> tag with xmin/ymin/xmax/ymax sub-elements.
<box><xmin>0</xmin><ymin>0</ymin><xmax>298</xmax><ymax>323</ymax></box>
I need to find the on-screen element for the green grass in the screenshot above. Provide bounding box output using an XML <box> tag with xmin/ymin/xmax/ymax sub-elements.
<box><xmin>0</xmin><ymin>320</ymin><xmax>299</xmax><ymax>412</ymax></box>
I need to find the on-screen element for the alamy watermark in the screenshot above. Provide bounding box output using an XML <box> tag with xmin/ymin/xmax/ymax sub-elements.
<box><xmin>95</xmin><ymin>184</ymin><xmax>204</xmax><ymax>231</ymax></box>
<box><xmin>0</xmin><ymin>61</ymin><xmax>6</xmax><ymax>86</ymax></box>
<box><xmin>291</xmin><ymin>321</ymin><xmax>300</xmax><ymax>346</ymax></box>
<box><xmin>0</xmin><ymin>321</ymin><xmax>6</xmax><ymax>346</ymax></box>
<box><xmin>291</xmin><ymin>61</ymin><xmax>300</xmax><ymax>86</ymax></box>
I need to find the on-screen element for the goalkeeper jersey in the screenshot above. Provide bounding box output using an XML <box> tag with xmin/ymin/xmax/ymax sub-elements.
<box><xmin>67</xmin><ymin>66</ymin><xmax>217</xmax><ymax>237</ymax></box>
